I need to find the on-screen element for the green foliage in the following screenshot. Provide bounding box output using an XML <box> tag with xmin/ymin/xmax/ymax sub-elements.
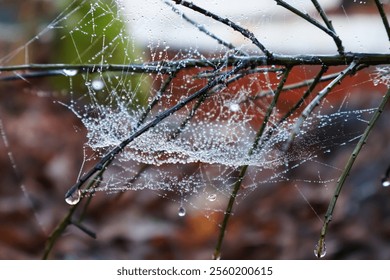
<box><xmin>53</xmin><ymin>0</ymin><xmax>149</xmax><ymax>107</ymax></box>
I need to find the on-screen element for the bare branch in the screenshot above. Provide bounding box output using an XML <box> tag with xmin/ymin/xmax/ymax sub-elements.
<box><xmin>1</xmin><ymin>53</ymin><xmax>389</xmax><ymax>82</ymax></box>
<box><xmin>163</xmin><ymin>0</ymin><xmax>248</xmax><ymax>56</ymax></box>
<box><xmin>374</xmin><ymin>0</ymin><xmax>390</xmax><ymax>43</ymax></box>
<box><xmin>171</xmin><ymin>0</ymin><xmax>273</xmax><ymax>57</ymax></box>
<box><xmin>213</xmin><ymin>67</ymin><xmax>292</xmax><ymax>260</ymax></box>
<box><xmin>311</xmin><ymin>0</ymin><xmax>337</xmax><ymax>34</ymax></box>
<box><xmin>315</xmin><ymin>86</ymin><xmax>390</xmax><ymax>258</ymax></box>
<box><xmin>283</xmin><ymin>60</ymin><xmax>360</xmax><ymax>152</ymax></box>
<box><xmin>251</xmin><ymin>70</ymin><xmax>339</xmax><ymax>100</ymax></box>
<box><xmin>275</xmin><ymin>0</ymin><xmax>344</xmax><ymax>54</ymax></box>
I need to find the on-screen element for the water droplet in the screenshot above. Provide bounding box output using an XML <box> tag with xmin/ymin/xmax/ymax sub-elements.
<box><xmin>92</xmin><ymin>78</ymin><xmax>104</xmax><ymax>91</ymax></box>
<box><xmin>207</xmin><ymin>194</ymin><xmax>217</xmax><ymax>202</ymax></box>
<box><xmin>212</xmin><ymin>252</ymin><xmax>221</xmax><ymax>260</ymax></box>
<box><xmin>314</xmin><ymin>242</ymin><xmax>326</xmax><ymax>258</ymax></box>
<box><xmin>65</xmin><ymin>188</ymin><xmax>81</xmax><ymax>205</ymax></box>
<box><xmin>229</xmin><ymin>103</ymin><xmax>240</xmax><ymax>112</ymax></box>
<box><xmin>63</xmin><ymin>69</ymin><xmax>78</xmax><ymax>77</ymax></box>
<box><xmin>382</xmin><ymin>179</ymin><xmax>390</xmax><ymax>187</ymax></box>
<box><xmin>178</xmin><ymin>206</ymin><xmax>186</xmax><ymax>217</ymax></box>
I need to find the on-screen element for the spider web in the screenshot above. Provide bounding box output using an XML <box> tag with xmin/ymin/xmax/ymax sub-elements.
<box><xmin>32</xmin><ymin>0</ymin><xmax>383</xmax><ymax>217</ymax></box>
<box><xmin>0</xmin><ymin>0</ymin><xmax>389</xmax><ymax>239</ymax></box>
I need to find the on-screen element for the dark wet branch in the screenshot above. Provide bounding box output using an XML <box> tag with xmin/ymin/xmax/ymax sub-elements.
<box><xmin>311</xmin><ymin>0</ymin><xmax>337</xmax><ymax>34</ymax></box>
<box><xmin>283</xmin><ymin>60</ymin><xmax>360</xmax><ymax>152</ymax></box>
<box><xmin>374</xmin><ymin>0</ymin><xmax>390</xmax><ymax>43</ymax></box>
<box><xmin>172</xmin><ymin>0</ymin><xmax>273</xmax><ymax>57</ymax></box>
<box><xmin>316</xmin><ymin>86</ymin><xmax>390</xmax><ymax>258</ymax></box>
<box><xmin>213</xmin><ymin>67</ymin><xmax>292</xmax><ymax>260</ymax></box>
<box><xmin>164</xmin><ymin>0</ymin><xmax>248</xmax><ymax>56</ymax></box>
<box><xmin>1</xmin><ymin>53</ymin><xmax>389</xmax><ymax>81</ymax></box>
<box><xmin>275</xmin><ymin>0</ymin><xmax>344</xmax><ymax>54</ymax></box>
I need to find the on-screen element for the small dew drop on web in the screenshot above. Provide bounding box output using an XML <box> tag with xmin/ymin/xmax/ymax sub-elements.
<box><xmin>229</xmin><ymin>103</ymin><xmax>240</xmax><ymax>112</ymax></box>
<box><xmin>62</xmin><ymin>69</ymin><xmax>78</xmax><ymax>77</ymax></box>
<box><xmin>65</xmin><ymin>188</ymin><xmax>81</xmax><ymax>205</ymax></box>
<box><xmin>178</xmin><ymin>206</ymin><xmax>186</xmax><ymax>217</ymax></box>
<box><xmin>207</xmin><ymin>193</ymin><xmax>217</xmax><ymax>202</ymax></box>
<box><xmin>92</xmin><ymin>78</ymin><xmax>104</xmax><ymax>91</ymax></box>
<box><xmin>314</xmin><ymin>242</ymin><xmax>326</xmax><ymax>258</ymax></box>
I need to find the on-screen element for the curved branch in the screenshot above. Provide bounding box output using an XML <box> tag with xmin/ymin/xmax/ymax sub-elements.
<box><xmin>283</xmin><ymin>60</ymin><xmax>360</xmax><ymax>152</ymax></box>
<box><xmin>164</xmin><ymin>0</ymin><xmax>248</xmax><ymax>56</ymax></box>
<box><xmin>275</xmin><ymin>0</ymin><xmax>344</xmax><ymax>54</ymax></box>
<box><xmin>311</xmin><ymin>0</ymin><xmax>337</xmax><ymax>34</ymax></box>
<box><xmin>315</xmin><ymin>86</ymin><xmax>390</xmax><ymax>258</ymax></box>
<box><xmin>172</xmin><ymin>0</ymin><xmax>273</xmax><ymax>57</ymax></box>
<box><xmin>213</xmin><ymin>67</ymin><xmax>292</xmax><ymax>260</ymax></box>
<box><xmin>374</xmin><ymin>0</ymin><xmax>390</xmax><ymax>43</ymax></box>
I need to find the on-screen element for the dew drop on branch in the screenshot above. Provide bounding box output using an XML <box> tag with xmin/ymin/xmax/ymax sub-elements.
<box><xmin>314</xmin><ymin>242</ymin><xmax>326</xmax><ymax>258</ymax></box>
<box><xmin>65</xmin><ymin>188</ymin><xmax>81</xmax><ymax>205</ymax></box>
<box><xmin>62</xmin><ymin>69</ymin><xmax>78</xmax><ymax>77</ymax></box>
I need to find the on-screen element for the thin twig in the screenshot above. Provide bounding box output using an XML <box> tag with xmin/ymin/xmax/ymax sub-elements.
<box><xmin>1</xmin><ymin>53</ymin><xmax>389</xmax><ymax>80</ymax></box>
<box><xmin>42</xmin><ymin>204</ymin><xmax>77</xmax><ymax>259</ymax></box>
<box><xmin>311</xmin><ymin>0</ymin><xmax>337</xmax><ymax>34</ymax></box>
<box><xmin>213</xmin><ymin>67</ymin><xmax>292</xmax><ymax>260</ymax></box>
<box><xmin>164</xmin><ymin>0</ymin><xmax>248</xmax><ymax>56</ymax></box>
<box><xmin>283</xmin><ymin>60</ymin><xmax>359</xmax><ymax>152</ymax></box>
<box><xmin>195</xmin><ymin>67</ymin><xmax>284</xmax><ymax>79</ymax></box>
<box><xmin>374</xmin><ymin>0</ymin><xmax>390</xmax><ymax>43</ymax></box>
<box><xmin>42</xmin><ymin>160</ymin><xmax>108</xmax><ymax>259</ymax></box>
<box><xmin>278</xmin><ymin>66</ymin><xmax>328</xmax><ymax>124</ymax></box>
<box><xmin>172</xmin><ymin>0</ymin><xmax>272</xmax><ymax>57</ymax></box>
<box><xmin>315</xmin><ymin>87</ymin><xmax>390</xmax><ymax>258</ymax></box>
<box><xmin>251</xmin><ymin>70</ymin><xmax>338</xmax><ymax>100</ymax></box>
<box><xmin>275</xmin><ymin>0</ymin><xmax>344</xmax><ymax>54</ymax></box>
<box><xmin>137</xmin><ymin>71</ymin><xmax>178</xmax><ymax>126</ymax></box>
<box><xmin>256</xmin><ymin>66</ymin><xmax>328</xmax><ymax>152</ymax></box>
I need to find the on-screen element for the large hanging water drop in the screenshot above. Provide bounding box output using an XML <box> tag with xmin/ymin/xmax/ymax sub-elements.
<box><xmin>212</xmin><ymin>252</ymin><xmax>221</xmax><ymax>260</ymax></box>
<box><xmin>178</xmin><ymin>206</ymin><xmax>186</xmax><ymax>217</ymax></box>
<box><xmin>65</xmin><ymin>188</ymin><xmax>81</xmax><ymax>205</ymax></box>
<box><xmin>314</xmin><ymin>241</ymin><xmax>326</xmax><ymax>258</ymax></box>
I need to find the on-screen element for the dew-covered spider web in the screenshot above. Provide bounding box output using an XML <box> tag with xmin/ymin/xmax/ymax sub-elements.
<box><xmin>1</xmin><ymin>0</ymin><xmax>390</xmax><ymax>259</ymax></box>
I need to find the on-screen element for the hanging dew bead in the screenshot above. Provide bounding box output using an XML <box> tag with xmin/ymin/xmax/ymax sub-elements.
<box><xmin>314</xmin><ymin>242</ymin><xmax>326</xmax><ymax>258</ymax></box>
<box><xmin>178</xmin><ymin>206</ymin><xmax>186</xmax><ymax>217</ymax></box>
<box><xmin>65</xmin><ymin>188</ymin><xmax>81</xmax><ymax>205</ymax></box>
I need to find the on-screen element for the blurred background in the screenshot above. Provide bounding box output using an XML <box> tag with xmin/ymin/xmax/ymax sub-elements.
<box><xmin>0</xmin><ymin>0</ymin><xmax>390</xmax><ymax>260</ymax></box>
